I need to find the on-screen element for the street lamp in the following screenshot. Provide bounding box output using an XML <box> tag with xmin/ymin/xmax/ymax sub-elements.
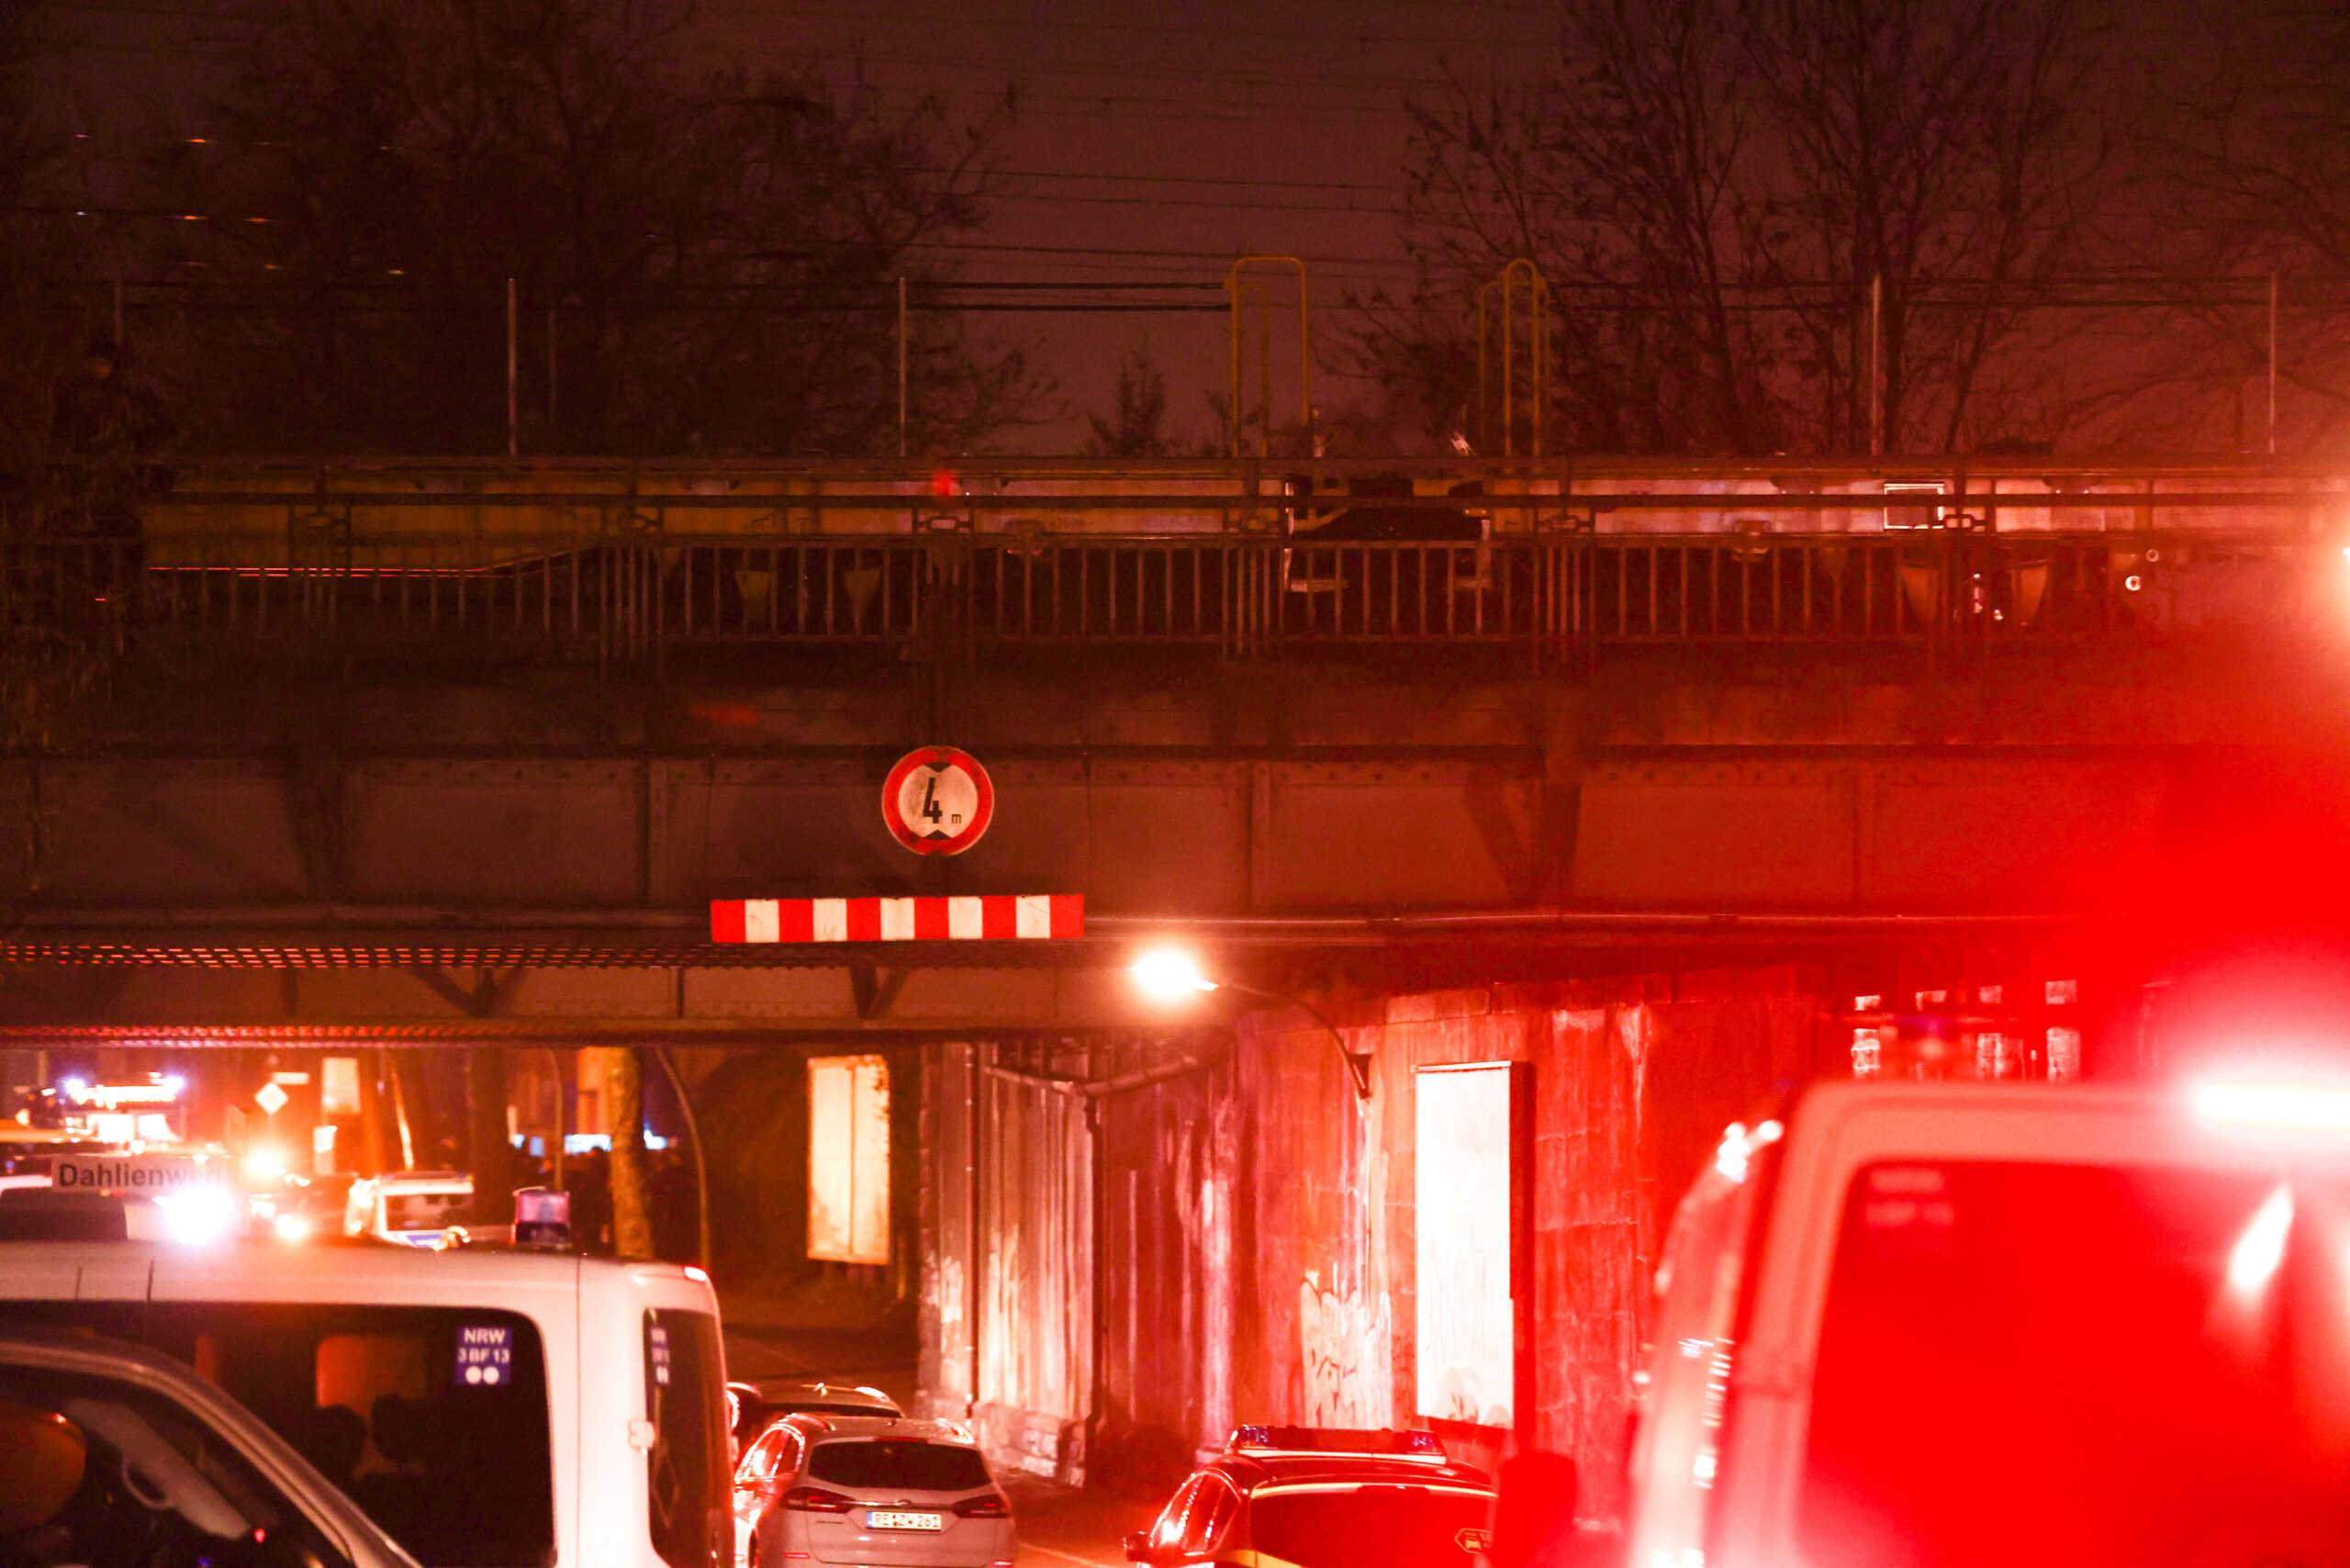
<box><xmin>1127</xmin><ymin>946</ymin><xmax>1372</xmax><ymax>1101</ymax></box>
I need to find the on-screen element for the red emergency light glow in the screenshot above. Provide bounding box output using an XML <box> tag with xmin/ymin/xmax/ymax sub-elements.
<box><xmin>2193</xmin><ymin>1082</ymin><xmax>2350</xmax><ymax>1131</ymax></box>
<box><xmin>2226</xmin><ymin>1184</ymin><xmax>2294</xmax><ymax>1300</ymax></box>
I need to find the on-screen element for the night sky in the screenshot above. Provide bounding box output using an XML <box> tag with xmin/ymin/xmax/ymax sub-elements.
<box><xmin>692</xmin><ymin>0</ymin><xmax>1548</xmax><ymax>448</ymax></box>
<box><xmin>26</xmin><ymin>0</ymin><xmax>2276</xmax><ymax>456</ymax></box>
<box><xmin>35</xmin><ymin>0</ymin><xmax>1550</xmax><ymax>451</ymax></box>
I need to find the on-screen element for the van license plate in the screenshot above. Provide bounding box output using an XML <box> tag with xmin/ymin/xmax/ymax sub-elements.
<box><xmin>866</xmin><ymin>1512</ymin><xmax>945</xmax><ymax>1532</ymax></box>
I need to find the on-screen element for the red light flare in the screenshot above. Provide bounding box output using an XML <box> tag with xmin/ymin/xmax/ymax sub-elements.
<box><xmin>2073</xmin><ymin>767</ymin><xmax>2350</xmax><ymax>1072</ymax></box>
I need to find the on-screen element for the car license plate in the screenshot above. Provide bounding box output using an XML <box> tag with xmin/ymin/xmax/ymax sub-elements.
<box><xmin>866</xmin><ymin>1511</ymin><xmax>945</xmax><ymax>1532</ymax></box>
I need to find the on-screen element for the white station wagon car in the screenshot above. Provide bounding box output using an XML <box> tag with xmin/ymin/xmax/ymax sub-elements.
<box><xmin>733</xmin><ymin>1413</ymin><xmax>1013</xmax><ymax>1568</ymax></box>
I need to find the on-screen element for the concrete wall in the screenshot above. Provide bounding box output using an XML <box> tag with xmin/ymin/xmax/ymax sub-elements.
<box><xmin>917</xmin><ymin>970</ymin><xmax>1841</xmax><ymax>1516</ymax></box>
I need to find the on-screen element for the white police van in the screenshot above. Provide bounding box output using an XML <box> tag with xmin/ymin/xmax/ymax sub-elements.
<box><xmin>0</xmin><ymin>1238</ymin><xmax>730</xmax><ymax>1568</ymax></box>
<box><xmin>343</xmin><ymin>1171</ymin><xmax>476</xmax><ymax>1249</ymax></box>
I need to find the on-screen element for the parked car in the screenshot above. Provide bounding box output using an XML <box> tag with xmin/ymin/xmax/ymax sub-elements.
<box><xmin>733</xmin><ymin>1413</ymin><xmax>1013</xmax><ymax>1568</ymax></box>
<box><xmin>1125</xmin><ymin>1426</ymin><xmax>1494</xmax><ymax>1568</ymax></box>
<box><xmin>0</xmin><ymin>1327</ymin><xmax>421</xmax><ymax>1568</ymax></box>
<box><xmin>727</xmin><ymin>1376</ymin><xmax>903</xmax><ymax>1451</ymax></box>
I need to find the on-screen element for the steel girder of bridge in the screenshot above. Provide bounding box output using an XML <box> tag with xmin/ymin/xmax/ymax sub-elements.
<box><xmin>0</xmin><ymin>662</ymin><xmax>2332</xmax><ymax>1042</ymax></box>
<box><xmin>0</xmin><ymin>454</ymin><xmax>2345</xmax><ymax>1042</ymax></box>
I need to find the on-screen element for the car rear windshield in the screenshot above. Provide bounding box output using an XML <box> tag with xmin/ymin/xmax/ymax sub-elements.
<box><xmin>0</xmin><ymin>1299</ymin><xmax>557</xmax><ymax>1568</ymax></box>
<box><xmin>1247</xmin><ymin>1484</ymin><xmax>1493</xmax><ymax>1567</ymax></box>
<box><xmin>1799</xmin><ymin>1161</ymin><xmax>2350</xmax><ymax>1568</ymax></box>
<box><xmin>807</xmin><ymin>1439</ymin><xmax>991</xmax><ymax>1493</ymax></box>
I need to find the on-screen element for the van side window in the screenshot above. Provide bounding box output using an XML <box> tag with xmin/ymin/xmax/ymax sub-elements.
<box><xmin>145</xmin><ymin>1304</ymin><xmax>555</xmax><ymax>1568</ymax></box>
<box><xmin>643</xmin><ymin>1310</ymin><xmax>727</xmax><ymax>1568</ymax></box>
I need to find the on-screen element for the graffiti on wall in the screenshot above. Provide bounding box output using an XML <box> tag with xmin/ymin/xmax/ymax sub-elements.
<box><xmin>1299</xmin><ymin>1270</ymin><xmax>1391</xmax><ymax>1427</ymax></box>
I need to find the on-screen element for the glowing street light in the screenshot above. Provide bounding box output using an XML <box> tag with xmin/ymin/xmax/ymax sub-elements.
<box><xmin>1131</xmin><ymin>946</ymin><xmax>1219</xmax><ymax>1001</ymax></box>
<box><xmin>1127</xmin><ymin>946</ymin><xmax>1372</xmax><ymax>1100</ymax></box>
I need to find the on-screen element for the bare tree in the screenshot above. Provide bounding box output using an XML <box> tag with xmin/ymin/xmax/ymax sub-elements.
<box><xmin>1365</xmin><ymin>0</ymin><xmax>1769</xmax><ymax>454</ymax></box>
<box><xmin>2123</xmin><ymin>2</ymin><xmax>2350</xmax><ymax>453</ymax></box>
<box><xmin>154</xmin><ymin>0</ymin><xmax>1045</xmax><ymax>454</ymax></box>
<box><xmin>1359</xmin><ymin>0</ymin><xmax>2116</xmax><ymax>456</ymax></box>
<box><xmin>1744</xmin><ymin>0</ymin><xmax>2116</xmax><ymax>452</ymax></box>
<box><xmin>0</xmin><ymin>1</ymin><xmax>84</xmax><ymax>469</ymax></box>
<box><xmin>0</xmin><ymin>4</ymin><xmax>129</xmax><ymax>788</ymax></box>
<box><xmin>1082</xmin><ymin>342</ymin><xmax>1187</xmax><ymax>456</ymax></box>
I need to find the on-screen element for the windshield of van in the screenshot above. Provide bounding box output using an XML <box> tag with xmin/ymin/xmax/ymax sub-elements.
<box><xmin>382</xmin><ymin>1192</ymin><xmax>470</xmax><ymax>1232</ymax></box>
<box><xmin>1247</xmin><ymin>1484</ymin><xmax>1494</xmax><ymax>1567</ymax></box>
<box><xmin>1798</xmin><ymin>1161</ymin><xmax>2350</xmax><ymax>1568</ymax></box>
<box><xmin>806</xmin><ymin>1439</ymin><xmax>990</xmax><ymax>1493</ymax></box>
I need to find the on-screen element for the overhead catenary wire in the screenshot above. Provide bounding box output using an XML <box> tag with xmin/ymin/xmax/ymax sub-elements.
<box><xmin>24</xmin><ymin>128</ymin><xmax>1432</xmax><ymax>201</ymax></box>
<box><xmin>713</xmin><ymin>1</ymin><xmax>1544</xmax><ymax>50</ymax></box>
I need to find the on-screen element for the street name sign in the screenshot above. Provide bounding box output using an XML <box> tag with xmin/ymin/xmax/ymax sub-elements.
<box><xmin>52</xmin><ymin>1156</ymin><xmax>233</xmax><ymax>1193</ymax></box>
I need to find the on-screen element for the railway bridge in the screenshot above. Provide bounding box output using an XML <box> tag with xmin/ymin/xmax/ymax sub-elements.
<box><xmin>0</xmin><ymin>452</ymin><xmax>2339</xmax><ymax>1037</ymax></box>
<box><xmin>9</xmin><ymin>451</ymin><xmax>2350</xmax><ymax>1488</ymax></box>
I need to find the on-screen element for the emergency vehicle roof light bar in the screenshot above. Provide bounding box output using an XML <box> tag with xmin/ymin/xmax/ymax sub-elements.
<box><xmin>1225</xmin><ymin>1426</ymin><xmax>1447</xmax><ymax>1461</ymax></box>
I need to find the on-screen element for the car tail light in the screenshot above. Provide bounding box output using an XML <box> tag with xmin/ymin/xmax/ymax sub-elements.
<box><xmin>778</xmin><ymin>1486</ymin><xmax>855</xmax><ymax>1513</ymax></box>
<box><xmin>954</xmin><ymin>1493</ymin><xmax>1013</xmax><ymax>1518</ymax></box>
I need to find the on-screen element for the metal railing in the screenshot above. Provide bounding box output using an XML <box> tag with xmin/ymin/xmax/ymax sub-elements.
<box><xmin>0</xmin><ymin>529</ymin><xmax>2324</xmax><ymax>668</ymax></box>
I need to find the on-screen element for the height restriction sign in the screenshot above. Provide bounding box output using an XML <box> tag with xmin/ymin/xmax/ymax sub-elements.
<box><xmin>881</xmin><ymin>746</ymin><xmax>995</xmax><ymax>855</ymax></box>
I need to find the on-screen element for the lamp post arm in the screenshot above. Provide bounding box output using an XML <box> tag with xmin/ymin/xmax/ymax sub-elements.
<box><xmin>1225</xmin><ymin>981</ymin><xmax>1372</xmax><ymax>1101</ymax></box>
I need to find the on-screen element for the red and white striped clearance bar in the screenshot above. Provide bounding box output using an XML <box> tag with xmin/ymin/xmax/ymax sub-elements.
<box><xmin>711</xmin><ymin>896</ymin><xmax>1083</xmax><ymax>944</ymax></box>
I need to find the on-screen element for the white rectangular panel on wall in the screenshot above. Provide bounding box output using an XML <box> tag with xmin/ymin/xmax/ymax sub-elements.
<box><xmin>808</xmin><ymin>1054</ymin><xmax>890</xmax><ymax>1264</ymax></box>
<box><xmin>1415</xmin><ymin>1062</ymin><xmax>1515</xmax><ymax>1428</ymax></box>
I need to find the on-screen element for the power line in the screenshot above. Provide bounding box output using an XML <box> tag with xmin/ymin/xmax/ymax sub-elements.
<box><xmin>715</xmin><ymin>3</ymin><xmax>1532</xmax><ymax>50</ymax></box>
<box><xmin>986</xmin><ymin>189</ymin><xmax>1399</xmax><ymax>216</ymax></box>
<box><xmin>46</xmin><ymin>0</ymin><xmax>263</xmax><ymax>19</ymax></box>
<box><xmin>21</xmin><ymin>128</ymin><xmax>1420</xmax><ymax>198</ymax></box>
<box><xmin>901</xmin><ymin>238</ymin><xmax>1419</xmax><ymax>268</ymax></box>
<box><xmin>979</xmin><ymin>168</ymin><xmax>1408</xmax><ymax>196</ymax></box>
<box><xmin>722</xmin><ymin>44</ymin><xmax>1469</xmax><ymax>95</ymax></box>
